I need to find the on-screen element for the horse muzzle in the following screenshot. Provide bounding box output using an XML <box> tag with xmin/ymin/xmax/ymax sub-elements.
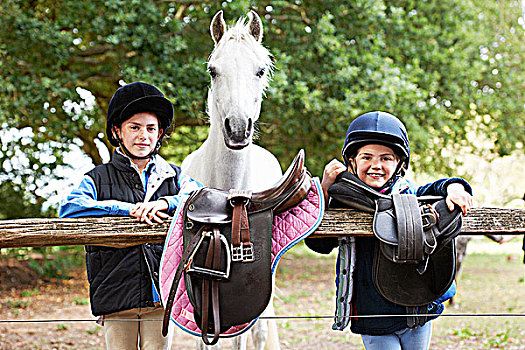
<box><xmin>223</xmin><ymin>116</ymin><xmax>253</xmax><ymax>149</ymax></box>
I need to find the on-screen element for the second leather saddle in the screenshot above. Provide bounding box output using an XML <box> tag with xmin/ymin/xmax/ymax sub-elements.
<box><xmin>328</xmin><ymin>171</ymin><xmax>463</xmax><ymax>327</ymax></box>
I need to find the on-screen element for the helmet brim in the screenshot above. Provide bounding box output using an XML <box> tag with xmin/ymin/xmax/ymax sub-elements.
<box><xmin>342</xmin><ymin>135</ymin><xmax>409</xmax><ymax>159</ymax></box>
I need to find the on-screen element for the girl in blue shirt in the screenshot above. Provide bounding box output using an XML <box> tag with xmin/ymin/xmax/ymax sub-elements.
<box><xmin>60</xmin><ymin>82</ymin><xmax>202</xmax><ymax>350</ymax></box>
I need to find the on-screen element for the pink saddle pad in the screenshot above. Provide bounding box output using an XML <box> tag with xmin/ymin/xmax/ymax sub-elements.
<box><xmin>159</xmin><ymin>178</ymin><xmax>324</xmax><ymax>338</ymax></box>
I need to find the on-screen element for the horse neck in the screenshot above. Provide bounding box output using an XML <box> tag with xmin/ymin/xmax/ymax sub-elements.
<box><xmin>203</xmin><ymin>124</ymin><xmax>253</xmax><ymax>190</ymax></box>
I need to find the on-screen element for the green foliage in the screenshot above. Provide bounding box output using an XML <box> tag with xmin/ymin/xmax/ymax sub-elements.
<box><xmin>73</xmin><ymin>297</ymin><xmax>89</xmax><ymax>306</ymax></box>
<box><xmin>20</xmin><ymin>288</ymin><xmax>39</xmax><ymax>297</ymax></box>
<box><xmin>86</xmin><ymin>325</ymin><xmax>103</xmax><ymax>335</ymax></box>
<box><xmin>7</xmin><ymin>299</ymin><xmax>30</xmax><ymax>309</ymax></box>
<box><xmin>56</xmin><ymin>324</ymin><xmax>68</xmax><ymax>331</ymax></box>
<box><xmin>484</xmin><ymin>331</ymin><xmax>510</xmax><ymax>348</ymax></box>
<box><xmin>2</xmin><ymin>245</ymin><xmax>85</xmax><ymax>279</ymax></box>
<box><xmin>1</xmin><ymin>0</ymin><xmax>523</xmax><ymax>218</ymax></box>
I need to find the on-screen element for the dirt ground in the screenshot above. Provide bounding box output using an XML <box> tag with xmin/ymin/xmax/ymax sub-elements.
<box><xmin>2</xmin><ymin>249</ymin><xmax>354</xmax><ymax>349</ymax></box>
<box><xmin>1</xmin><ymin>239</ymin><xmax>523</xmax><ymax>349</ymax></box>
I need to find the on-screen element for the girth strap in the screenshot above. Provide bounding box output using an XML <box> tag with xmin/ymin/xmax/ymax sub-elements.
<box><xmin>229</xmin><ymin>190</ymin><xmax>253</xmax><ymax>262</ymax></box>
<box><xmin>392</xmin><ymin>194</ymin><xmax>424</xmax><ymax>263</ymax></box>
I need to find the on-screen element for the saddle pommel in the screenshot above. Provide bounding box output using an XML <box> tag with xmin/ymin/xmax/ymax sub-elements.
<box><xmin>250</xmin><ymin>149</ymin><xmax>312</xmax><ymax>214</ymax></box>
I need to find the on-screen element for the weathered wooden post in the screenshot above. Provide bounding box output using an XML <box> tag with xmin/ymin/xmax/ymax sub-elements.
<box><xmin>1</xmin><ymin>207</ymin><xmax>523</xmax><ymax>248</ymax></box>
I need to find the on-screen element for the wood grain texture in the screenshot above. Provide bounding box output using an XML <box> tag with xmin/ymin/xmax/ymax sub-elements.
<box><xmin>1</xmin><ymin>207</ymin><xmax>523</xmax><ymax>248</ymax></box>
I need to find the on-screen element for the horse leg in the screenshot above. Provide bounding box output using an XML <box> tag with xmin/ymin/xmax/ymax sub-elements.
<box><xmin>264</xmin><ymin>319</ymin><xmax>280</xmax><ymax>350</ymax></box>
<box><xmin>247</xmin><ymin>319</ymin><xmax>267</xmax><ymax>350</ymax></box>
<box><xmin>232</xmin><ymin>333</ymin><xmax>248</xmax><ymax>350</ymax></box>
<box><xmin>196</xmin><ymin>338</ymin><xmax>221</xmax><ymax>350</ymax></box>
<box><xmin>260</xmin><ymin>302</ymin><xmax>280</xmax><ymax>350</ymax></box>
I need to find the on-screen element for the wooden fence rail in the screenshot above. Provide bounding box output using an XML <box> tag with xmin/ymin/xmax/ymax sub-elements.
<box><xmin>0</xmin><ymin>207</ymin><xmax>524</xmax><ymax>249</ymax></box>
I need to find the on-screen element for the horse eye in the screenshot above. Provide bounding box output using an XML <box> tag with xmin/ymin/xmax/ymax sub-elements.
<box><xmin>255</xmin><ymin>68</ymin><xmax>265</xmax><ymax>78</ymax></box>
<box><xmin>208</xmin><ymin>66</ymin><xmax>218</xmax><ymax>79</ymax></box>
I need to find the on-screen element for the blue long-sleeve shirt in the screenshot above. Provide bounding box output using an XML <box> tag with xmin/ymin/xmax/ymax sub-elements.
<box><xmin>59</xmin><ymin>153</ymin><xmax>203</xmax><ymax>306</ymax></box>
<box><xmin>59</xmin><ymin>161</ymin><xmax>202</xmax><ymax>218</ymax></box>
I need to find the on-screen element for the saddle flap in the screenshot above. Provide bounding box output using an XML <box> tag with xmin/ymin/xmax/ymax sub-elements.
<box><xmin>373</xmin><ymin>239</ymin><xmax>457</xmax><ymax>306</ymax></box>
<box><xmin>185</xmin><ymin>209</ymin><xmax>274</xmax><ymax>336</ymax></box>
<box><xmin>372</xmin><ymin>196</ymin><xmax>398</xmax><ymax>245</ymax></box>
<box><xmin>186</xmin><ymin>188</ymin><xmax>232</xmax><ymax>224</ymax></box>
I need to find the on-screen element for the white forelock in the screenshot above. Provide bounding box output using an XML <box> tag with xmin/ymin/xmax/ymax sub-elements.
<box><xmin>209</xmin><ymin>16</ymin><xmax>274</xmax><ymax>80</ymax></box>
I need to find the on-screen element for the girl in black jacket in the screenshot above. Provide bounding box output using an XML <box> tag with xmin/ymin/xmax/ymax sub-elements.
<box><xmin>306</xmin><ymin>111</ymin><xmax>472</xmax><ymax>350</ymax></box>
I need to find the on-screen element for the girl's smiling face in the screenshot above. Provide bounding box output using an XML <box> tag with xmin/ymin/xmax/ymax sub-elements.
<box><xmin>350</xmin><ymin>144</ymin><xmax>400</xmax><ymax>189</ymax></box>
<box><xmin>114</xmin><ymin>112</ymin><xmax>162</xmax><ymax>158</ymax></box>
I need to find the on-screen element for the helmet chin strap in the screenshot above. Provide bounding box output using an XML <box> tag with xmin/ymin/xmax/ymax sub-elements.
<box><xmin>377</xmin><ymin>160</ymin><xmax>407</xmax><ymax>193</ymax></box>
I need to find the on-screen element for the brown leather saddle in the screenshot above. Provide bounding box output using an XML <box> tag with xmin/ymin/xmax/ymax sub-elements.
<box><xmin>328</xmin><ymin>172</ymin><xmax>462</xmax><ymax>328</ymax></box>
<box><xmin>162</xmin><ymin>150</ymin><xmax>311</xmax><ymax>345</ymax></box>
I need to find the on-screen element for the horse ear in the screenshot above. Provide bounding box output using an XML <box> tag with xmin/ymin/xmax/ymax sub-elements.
<box><xmin>247</xmin><ymin>10</ymin><xmax>263</xmax><ymax>42</ymax></box>
<box><xmin>210</xmin><ymin>10</ymin><xmax>226</xmax><ymax>45</ymax></box>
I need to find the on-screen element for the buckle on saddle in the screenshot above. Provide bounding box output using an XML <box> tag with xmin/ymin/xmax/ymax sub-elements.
<box><xmin>242</xmin><ymin>243</ymin><xmax>254</xmax><ymax>262</ymax></box>
<box><xmin>231</xmin><ymin>243</ymin><xmax>255</xmax><ymax>262</ymax></box>
<box><xmin>421</xmin><ymin>204</ymin><xmax>439</xmax><ymax>230</ymax></box>
<box><xmin>231</xmin><ymin>245</ymin><xmax>243</xmax><ymax>262</ymax></box>
<box><xmin>186</xmin><ymin>232</ymin><xmax>231</xmax><ymax>280</ymax></box>
<box><xmin>228</xmin><ymin>189</ymin><xmax>254</xmax><ymax>263</ymax></box>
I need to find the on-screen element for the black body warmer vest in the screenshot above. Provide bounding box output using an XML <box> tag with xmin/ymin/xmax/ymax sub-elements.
<box><xmin>85</xmin><ymin>152</ymin><xmax>180</xmax><ymax>316</ymax></box>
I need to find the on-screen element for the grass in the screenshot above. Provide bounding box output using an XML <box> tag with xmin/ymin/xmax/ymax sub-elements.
<box><xmin>7</xmin><ymin>300</ymin><xmax>30</xmax><ymax>309</ymax></box>
<box><xmin>20</xmin><ymin>288</ymin><xmax>39</xmax><ymax>297</ymax></box>
<box><xmin>86</xmin><ymin>325</ymin><xmax>103</xmax><ymax>335</ymax></box>
<box><xmin>273</xmin><ymin>238</ymin><xmax>524</xmax><ymax>349</ymax></box>
<box><xmin>56</xmin><ymin>324</ymin><xmax>68</xmax><ymax>331</ymax></box>
<box><xmin>432</xmin><ymin>250</ymin><xmax>524</xmax><ymax>349</ymax></box>
<box><xmin>73</xmin><ymin>297</ymin><xmax>89</xmax><ymax>306</ymax></box>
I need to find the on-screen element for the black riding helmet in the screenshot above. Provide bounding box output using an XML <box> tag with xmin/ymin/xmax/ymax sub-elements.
<box><xmin>342</xmin><ymin>111</ymin><xmax>410</xmax><ymax>188</ymax></box>
<box><xmin>106</xmin><ymin>82</ymin><xmax>174</xmax><ymax>159</ymax></box>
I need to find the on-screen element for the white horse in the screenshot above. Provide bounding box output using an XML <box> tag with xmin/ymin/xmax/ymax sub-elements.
<box><xmin>181</xmin><ymin>10</ymin><xmax>282</xmax><ymax>350</ymax></box>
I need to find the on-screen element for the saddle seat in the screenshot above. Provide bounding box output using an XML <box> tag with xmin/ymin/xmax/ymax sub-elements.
<box><xmin>185</xmin><ymin>149</ymin><xmax>311</xmax><ymax>226</ymax></box>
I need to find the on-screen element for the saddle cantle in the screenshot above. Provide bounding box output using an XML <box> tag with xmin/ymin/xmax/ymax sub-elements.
<box><xmin>328</xmin><ymin>171</ymin><xmax>463</xmax><ymax>328</ymax></box>
<box><xmin>162</xmin><ymin>150</ymin><xmax>312</xmax><ymax>345</ymax></box>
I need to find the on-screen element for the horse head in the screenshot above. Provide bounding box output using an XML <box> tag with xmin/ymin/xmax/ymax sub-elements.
<box><xmin>207</xmin><ymin>10</ymin><xmax>273</xmax><ymax>150</ymax></box>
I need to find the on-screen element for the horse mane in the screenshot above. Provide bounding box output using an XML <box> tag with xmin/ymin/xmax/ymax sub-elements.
<box><xmin>209</xmin><ymin>16</ymin><xmax>274</xmax><ymax>89</ymax></box>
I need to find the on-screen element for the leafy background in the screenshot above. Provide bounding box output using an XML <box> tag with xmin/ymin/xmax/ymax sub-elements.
<box><xmin>1</xmin><ymin>0</ymin><xmax>524</xmax><ymax>218</ymax></box>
